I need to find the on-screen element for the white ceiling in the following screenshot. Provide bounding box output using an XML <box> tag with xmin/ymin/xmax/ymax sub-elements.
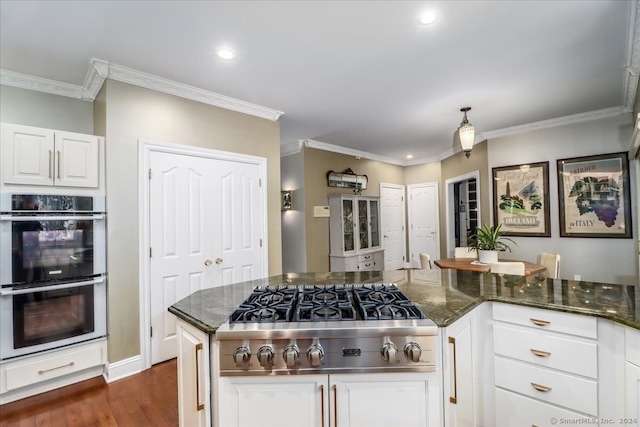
<box><xmin>0</xmin><ymin>1</ymin><xmax>637</xmax><ymax>164</ymax></box>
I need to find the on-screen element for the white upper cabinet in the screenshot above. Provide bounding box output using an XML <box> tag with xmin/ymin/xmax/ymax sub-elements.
<box><xmin>2</xmin><ymin>123</ymin><xmax>99</xmax><ymax>188</ymax></box>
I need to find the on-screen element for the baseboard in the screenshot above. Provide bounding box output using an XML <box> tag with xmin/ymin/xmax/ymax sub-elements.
<box><xmin>104</xmin><ymin>354</ymin><xmax>142</xmax><ymax>383</ymax></box>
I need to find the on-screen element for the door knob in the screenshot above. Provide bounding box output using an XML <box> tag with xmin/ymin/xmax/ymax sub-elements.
<box><xmin>215</xmin><ymin>258</ymin><xmax>223</xmax><ymax>264</ymax></box>
<box><xmin>204</xmin><ymin>259</ymin><xmax>213</xmax><ymax>267</ymax></box>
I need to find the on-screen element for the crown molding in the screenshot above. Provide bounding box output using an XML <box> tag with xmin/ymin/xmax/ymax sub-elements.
<box><xmin>302</xmin><ymin>139</ymin><xmax>406</xmax><ymax>166</ymax></box>
<box><xmin>624</xmin><ymin>0</ymin><xmax>640</xmax><ymax>109</ymax></box>
<box><xmin>103</xmin><ymin>61</ymin><xmax>283</xmax><ymax>122</ymax></box>
<box><xmin>481</xmin><ymin>106</ymin><xmax>628</xmax><ymax>140</ymax></box>
<box><xmin>0</xmin><ymin>69</ymin><xmax>89</xmax><ymax>100</ymax></box>
<box><xmin>281</xmin><ymin>140</ymin><xmax>304</xmax><ymax>157</ymax></box>
<box><xmin>1</xmin><ymin>60</ymin><xmax>284</xmax><ymax>122</ymax></box>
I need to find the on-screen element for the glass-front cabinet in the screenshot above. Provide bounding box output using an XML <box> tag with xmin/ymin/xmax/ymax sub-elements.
<box><xmin>329</xmin><ymin>195</ymin><xmax>384</xmax><ymax>272</ymax></box>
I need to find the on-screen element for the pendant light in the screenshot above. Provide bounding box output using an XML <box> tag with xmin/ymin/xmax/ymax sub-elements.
<box><xmin>458</xmin><ymin>107</ymin><xmax>475</xmax><ymax>158</ymax></box>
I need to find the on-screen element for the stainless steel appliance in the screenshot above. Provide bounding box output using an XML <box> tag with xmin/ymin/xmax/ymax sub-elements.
<box><xmin>0</xmin><ymin>193</ymin><xmax>107</xmax><ymax>360</ymax></box>
<box><xmin>0</xmin><ymin>277</ymin><xmax>107</xmax><ymax>360</ymax></box>
<box><xmin>216</xmin><ymin>284</ymin><xmax>437</xmax><ymax>376</ymax></box>
<box><xmin>0</xmin><ymin>193</ymin><xmax>106</xmax><ymax>286</ymax></box>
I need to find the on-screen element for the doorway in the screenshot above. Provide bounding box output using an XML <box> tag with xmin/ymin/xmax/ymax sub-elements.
<box><xmin>139</xmin><ymin>139</ymin><xmax>268</xmax><ymax>369</ymax></box>
<box><xmin>445</xmin><ymin>171</ymin><xmax>481</xmax><ymax>257</ymax></box>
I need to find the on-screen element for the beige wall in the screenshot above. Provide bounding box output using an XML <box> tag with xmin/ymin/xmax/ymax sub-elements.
<box><xmin>302</xmin><ymin>147</ymin><xmax>404</xmax><ymax>272</ymax></box>
<box><xmin>98</xmin><ymin>80</ymin><xmax>282</xmax><ymax>363</ymax></box>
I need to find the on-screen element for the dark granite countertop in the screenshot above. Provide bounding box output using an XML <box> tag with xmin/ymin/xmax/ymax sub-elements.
<box><xmin>168</xmin><ymin>270</ymin><xmax>640</xmax><ymax>334</ymax></box>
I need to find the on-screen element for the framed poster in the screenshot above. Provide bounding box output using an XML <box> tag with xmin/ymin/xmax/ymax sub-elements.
<box><xmin>492</xmin><ymin>161</ymin><xmax>550</xmax><ymax>237</ymax></box>
<box><xmin>557</xmin><ymin>152</ymin><xmax>632</xmax><ymax>238</ymax></box>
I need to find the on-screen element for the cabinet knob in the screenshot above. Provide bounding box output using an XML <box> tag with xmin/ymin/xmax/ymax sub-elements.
<box><xmin>204</xmin><ymin>259</ymin><xmax>213</xmax><ymax>267</ymax></box>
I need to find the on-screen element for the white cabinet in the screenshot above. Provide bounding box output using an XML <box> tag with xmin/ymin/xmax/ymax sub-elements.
<box><xmin>441</xmin><ymin>303</ymin><xmax>491</xmax><ymax>427</ymax></box>
<box><xmin>492</xmin><ymin>303</ymin><xmax>599</xmax><ymax>423</ymax></box>
<box><xmin>218</xmin><ymin>372</ymin><xmax>440</xmax><ymax>427</ymax></box>
<box><xmin>1</xmin><ymin>123</ymin><xmax>100</xmax><ymax>188</ymax></box>
<box><xmin>177</xmin><ymin>319</ymin><xmax>210</xmax><ymax>427</ymax></box>
<box><xmin>626</xmin><ymin>327</ymin><xmax>640</xmax><ymax>425</ymax></box>
<box><xmin>328</xmin><ymin>195</ymin><xmax>384</xmax><ymax>272</ymax></box>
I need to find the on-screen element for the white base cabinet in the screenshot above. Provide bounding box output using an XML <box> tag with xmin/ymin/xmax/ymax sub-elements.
<box><xmin>329</xmin><ymin>249</ymin><xmax>384</xmax><ymax>272</ymax></box>
<box><xmin>441</xmin><ymin>303</ymin><xmax>491</xmax><ymax>427</ymax></box>
<box><xmin>492</xmin><ymin>303</ymin><xmax>600</xmax><ymax>423</ymax></box>
<box><xmin>177</xmin><ymin>319</ymin><xmax>210</xmax><ymax>427</ymax></box>
<box><xmin>217</xmin><ymin>372</ymin><xmax>440</xmax><ymax>427</ymax></box>
<box><xmin>626</xmin><ymin>327</ymin><xmax>640</xmax><ymax>426</ymax></box>
<box><xmin>1</xmin><ymin>123</ymin><xmax>101</xmax><ymax>189</ymax></box>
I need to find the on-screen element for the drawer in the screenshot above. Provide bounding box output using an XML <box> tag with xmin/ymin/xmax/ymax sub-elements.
<box><xmin>357</xmin><ymin>260</ymin><xmax>375</xmax><ymax>270</ymax></box>
<box><xmin>493</xmin><ymin>302</ymin><xmax>597</xmax><ymax>339</ymax></box>
<box><xmin>494</xmin><ymin>356</ymin><xmax>597</xmax><ymax>416</ymax></box>
<box><xmin>627</xmin><ymin>327</ymin><xmax>640</xmax><ymax>366</ymax></box>
<box><xmin>4</xmin><ymin>343</ymin><xmax>104</xmax><ymax>391</ymax></box>
<box><xmin>358</xmin><ymin>253</ymin><xmax>374</xmax><ymax>262</ymax></box>
<box><xmin>493</xmin><ymin>324</ymin><xmax>598</xmax><ymax>378</ymax></box>
<box><xmin>495</xmin><ymin>387</ymin><xmax>595</xmax><ymax>427</ymax></box>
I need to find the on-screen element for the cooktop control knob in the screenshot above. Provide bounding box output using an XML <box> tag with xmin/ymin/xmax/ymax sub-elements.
<box><xmin>257</xmin><ymin>345</ymin><xmax>275</xmax><ymax>368</ymax></box>
<box><xmin>404</xmin><ymin>342</ymin><xmax>422</xmax><ymax>363</ymax></box>
<box><xmin>283</xmin><ymin>345</ymin><xmax>300</xmax><ymax>368</ymax></box>
<box><xmin>233</xmin><ymin>347</ymin><xmax>251</xmax><ymax>367</ymax></box>
<box><xmin>382</xmin><ymin>342</ymin><xmax>398</xmax><ymax>363</ymax></box>
<box><xmin>306</xmin><ymin>344</ymin><xmax>324</xmax><ymax>367</ymax></box>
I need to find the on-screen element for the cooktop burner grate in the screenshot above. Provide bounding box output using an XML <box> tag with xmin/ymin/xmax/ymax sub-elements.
<box><xmin>228</xmin><ymin>284</ymin><xmax>424</xmax><ymax>323</ymax></box>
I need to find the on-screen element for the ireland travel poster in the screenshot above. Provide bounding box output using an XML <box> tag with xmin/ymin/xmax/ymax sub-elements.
<box><xmin>492</xmin><ymin>162</ymin><xmax>550</xmax><ymax>237</ymax></box>
<box><xmin>557</xmin><ymin>152</ymin><xmax>632</xmax><ymax>238</ymax></box>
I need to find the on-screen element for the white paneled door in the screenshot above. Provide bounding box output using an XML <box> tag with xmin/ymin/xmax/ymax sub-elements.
<box><xmin>380</xmin><ymin>183</ymin><xmax>406</xmax><ymax>270</ymax></box>
<box><xmin>149</xmin><ymin>150</ymin><xmax>264</xmax><ymax>364</ymax></box>
<box><xmin>407</xmin><ymin>182</ymin><xmax>440</xmax><ymax>267</ymax></box>
<box><xmin>211</xmin><ymin>159</ymin><xmax>264</xmax><ymax>287</ymax></box>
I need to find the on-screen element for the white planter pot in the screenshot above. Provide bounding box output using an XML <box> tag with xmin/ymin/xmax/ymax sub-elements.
<box><xmin>478</xmin><ymin>250</ymin><xmax>498</xmax><ymax>265</ymax></box>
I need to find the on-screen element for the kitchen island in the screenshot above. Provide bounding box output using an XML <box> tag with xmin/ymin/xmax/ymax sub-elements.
<box><xmin>169</xmin><ymin>270</ymin><xmax>639</xmax><ymax>427</ymax></box>
<box><xmin>169</xmin><ymin>269</ymin><xmax>640</xmax><ymax>332</ymax></box>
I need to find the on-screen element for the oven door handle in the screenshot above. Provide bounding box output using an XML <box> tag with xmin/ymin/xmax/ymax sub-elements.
<box><xmin>0</xmin><ymin>214</ymin><xmax>105</xmax><ymax>221</ymax></box>
<box><xmin>0</xmin><ymin>277</ymin><xmax>105</xmax><ymax>296</ymax></box>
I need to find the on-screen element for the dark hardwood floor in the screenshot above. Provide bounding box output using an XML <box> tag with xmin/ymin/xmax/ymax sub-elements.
<box><xmin>0</xmin><ymin>358</ymin><xmax>178</xmax><ymax>427</ymax></box>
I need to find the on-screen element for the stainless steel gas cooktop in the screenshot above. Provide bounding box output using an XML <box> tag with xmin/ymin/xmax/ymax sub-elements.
<box><xmin>215</xmin><ymin>284</ymin><xmax>438</xmax><ymax>376</ymax></box>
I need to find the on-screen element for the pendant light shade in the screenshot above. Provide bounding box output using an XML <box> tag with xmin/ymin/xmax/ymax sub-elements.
<box><xmin>458</xmin><ymin>107</ymin><xmax>475</xmax><ymax>158</ymax></box>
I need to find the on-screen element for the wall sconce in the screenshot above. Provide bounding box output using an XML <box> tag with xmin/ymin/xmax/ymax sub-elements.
<box><xmin>458</xmin><ymin>107</ymin><xmax>475</xmax><ymax>158</ymax></box>
<box><xmin>281</xmin><ymin>190</ymin><xmax>293</xmax><ymax>211</ymax></box>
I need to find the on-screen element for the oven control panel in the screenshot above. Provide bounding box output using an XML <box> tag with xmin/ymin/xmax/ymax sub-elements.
<box><xmin>218</xmin><ymin>335</ymin><xmax>436</xmax><ymax>376</ymax></box>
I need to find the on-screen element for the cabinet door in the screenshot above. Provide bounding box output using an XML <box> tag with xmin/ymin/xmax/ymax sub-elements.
<box><xmin>2</xmin><ymin>123</ymin><xmax>55</xmax><ymax>186</ymax></box>
<box><xmin>177</xmin><ymin>320</ymin><xmax>210</xmax><ymax>427</ymax></box>
<box><xmin>54</xmin><ymin>131</ymin><xmax>99</xmax><ymax>188</ymax></box>
<box><xmin>331</xmin><ymin>372</ymin><xmax>438</xmax><ymax>427</ymax></box>
<box><xmin>627</xmin><ymin>362</ymin><xmax>640</xmax><ymax>425</ymax></box>
<box><xmin>369</xmin><ymin>199</ymin><xmax>380</xmax><ymax>248</ymax></box>
<box><xmin>342</xmin><ymin>198</ymin><xmax>355</xmax><ymax>252</ymax></box>
<box><xmin>218</xmin><ymin>375</ymin><xmax>327</xmax><ymax>427</ymax></box>
<box><xmin>444</xmin><ymin>317</ymin><xmax>475</xmax><ymax>427</ymax></box>
<box><xmin>357</xmin><ymin>199</ymin><xmax>369</xmax><ymax>249</ymax></box>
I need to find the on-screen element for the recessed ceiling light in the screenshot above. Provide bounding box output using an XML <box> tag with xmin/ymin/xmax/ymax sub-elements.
<box><xmin>419</xmin><ymin>11</ymin><xmax>437</xmax><ymax>25</ymax></box>
<box><xmin>216</xmin><ymin>48</ymin><xmax>235</xmax><ymax>60</ymax></box>
<box><xmin>406</xmin><ymin>154</ymin><xmax>414</xmax><ymax>159</ymax></box>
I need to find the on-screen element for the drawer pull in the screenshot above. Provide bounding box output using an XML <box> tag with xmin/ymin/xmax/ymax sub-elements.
<box><xmin>320</xmin><ymin>384</ymin><xmax>325</xmax><ymax>427</ymax></box>
<box><xmin>38</xmin><ymin>361</ymin><xmax>74</xmax><ymax>374</ymax></box>
<box><xmin>530</xmin><ymin>318</ymin><xmax>550</xmax><ymax>327</ymax></box>
<box><xmin>195</xmin><ymin>343</ymin><xmax>205</xmax><ymax>411</ymax></box>
<box><xmin>530</xmin><ymin>348</ymin><xmax>551</xmax><ymax>357</ymax></box>
<box><xmin>531</xmin><ymin>382</ymin><xmax>552</xmax><ymax>392</ymax></box>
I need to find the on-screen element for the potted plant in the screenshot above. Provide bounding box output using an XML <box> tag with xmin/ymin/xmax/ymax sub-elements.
<box><xmin>468</xmin><ymin>223</ymin><xmax>517</xmax><ymax>264</ymax></box>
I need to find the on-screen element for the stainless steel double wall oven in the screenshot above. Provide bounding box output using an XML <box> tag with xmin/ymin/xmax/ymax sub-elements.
<box><xmin>0</xmin><ymin>193</ymin><xmax>107</xmax><ymax>360</ymax></box>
